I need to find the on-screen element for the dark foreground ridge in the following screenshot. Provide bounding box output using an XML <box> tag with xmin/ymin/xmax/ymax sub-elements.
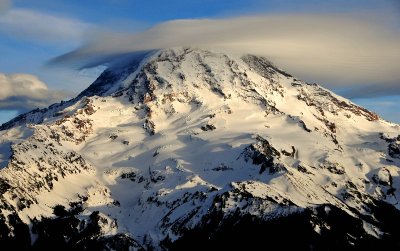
<box><xmin>1</xmin><ymin>199</ymin><xmax>400</xmax><ymax>250</ymax></box>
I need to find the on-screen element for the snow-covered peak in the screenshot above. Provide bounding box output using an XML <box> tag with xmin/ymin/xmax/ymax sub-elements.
<box><xmin>0</xmin><ymin>47</ymin><xmax>383</xmax><ymax>131</ymax></box>
<box><xmin>0</xmin><ymin>47</ymin><xmax>399</xmax><ymax>250</ymax></box>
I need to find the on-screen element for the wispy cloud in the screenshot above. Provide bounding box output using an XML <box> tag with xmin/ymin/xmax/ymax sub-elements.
<box><xmin>0</xmin><ymin>8</ymin><xmax>91</xmax><ymax>44</ymax></box>
<box><xmin>0</xmin><ymin>73</ymin><xmax>71</xmax><ymax>112</ymax></box>
<box><xmin>0</xmin><ymin>0</ymin><xmax>11</xmax><ymax>14</ymax></box>
<box><xmin>52</xmin><ymin>12</ymin><xmax>400</xmax><ymax>96</ymax></box>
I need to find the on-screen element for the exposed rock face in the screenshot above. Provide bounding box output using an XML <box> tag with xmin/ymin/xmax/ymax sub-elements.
<box><xmin>0</xmin><ymin>47</ymin><xmax>399</xmax><ymax>250</ymax></box>
<box><xmin>389</xmin><ymin>142</ymin><xmax>400</xmax><ymax>159</ymax></box>
<box><xmin>240</xmin><ymin>136</ymin><xmax>283</xmax><ymax>174</ymax></box>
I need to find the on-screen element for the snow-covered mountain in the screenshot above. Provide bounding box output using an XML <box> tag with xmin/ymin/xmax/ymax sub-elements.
<box><xmin>0</xmin><ymin>47</ymin><xmax>399</xmax><ymax>250</ymax></box>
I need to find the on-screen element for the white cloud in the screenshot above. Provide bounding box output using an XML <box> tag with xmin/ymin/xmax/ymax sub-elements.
<box><xmin>0</xmin><ymin>0</ymin><xmax>11</xmax><ymax>14</ymax></box>
<box><xmin>0</xmin><ymin>73</ymin><xmax>47</xmax><ymax>99</ymax></box>
<box><xmin>53</xmin><ymin>13</ymin><xmax>400</xmax><ymax>91</ymax></box>
<box><xmin>0</xmin><ymin>73</ymin><xmax>71</xmax><ymax>111</ymax></box>
<box><xmin>0</xmin><ymin>8</ymin><xmax>90</xmax><ymax>44</ymax></box>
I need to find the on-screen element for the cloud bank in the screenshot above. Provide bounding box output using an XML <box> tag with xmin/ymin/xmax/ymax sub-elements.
<box><xmin>0</xmin><ymin>73</ymin><xmax>71</xmax><ymax>112</ymax></box>
<box><xmin>53</xmin><ymin>13</ymin><xmax>400</xmax><ymax>96</ymax></box>
<box><xmin>0</xmin><ymin>8</ymin><xmax>90</xmax><ymax>44</ymax></box>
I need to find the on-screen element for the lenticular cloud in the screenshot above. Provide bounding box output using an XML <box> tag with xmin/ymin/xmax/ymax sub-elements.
<box><xmin>52</xmin><ymin>13</ymin><xmax>400</xmax><ymax>90</ymax></box>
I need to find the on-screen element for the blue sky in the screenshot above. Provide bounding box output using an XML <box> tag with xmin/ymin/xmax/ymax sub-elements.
<box><xmin>0</xmin><ymin>0</ymin><xmax>399</xmax><ymax>123</ymax></box>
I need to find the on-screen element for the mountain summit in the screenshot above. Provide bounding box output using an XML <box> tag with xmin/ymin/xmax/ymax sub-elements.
<box><xmin>0</xmin><ymin>47</ymin><xmax>399</xmax><ymax>250</ymax></box>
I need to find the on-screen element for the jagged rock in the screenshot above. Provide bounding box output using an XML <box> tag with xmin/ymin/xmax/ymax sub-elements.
<box><xmin>299</xmin><ymin>119</ymin><xmax>312</xmax><ymax>132</ymax></box>
<box><xmin>200</xmin><ymin>124</ymin><xmax>216</xmax><ymax>131</ymax></box>
<box><xmin>372</xmin><ymin>168</ymin><xmax>393</xmax><ymax>186</ymax></box>
<box><xmin>211</xmin><ymin>164</ymin><xmax>233</xmax><ymax>171</ymax></box>
<box><xmin>143</xmin><ymin>119</ymin><xmax>155</xmax><ymax>135</ymax></box>
<box><xmin>388</xmin><ymin>142</ymin><xmax>400</xmax><ymax>159</ymax></box>
<box><xmin>321</xmin><ymin>161</ymin><xmax>345</xmax><ymax>175</ymax></box>
<box><xmin>241</xmin><ymin>136</ymin><xmax>283</xmax><ymax>174</ymax></box>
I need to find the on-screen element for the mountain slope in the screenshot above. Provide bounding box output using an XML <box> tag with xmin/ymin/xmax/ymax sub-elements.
<box><xmin>0</xmin><ymin>47</ymin><xmax>399</xmax><ymax>250</ymax></box>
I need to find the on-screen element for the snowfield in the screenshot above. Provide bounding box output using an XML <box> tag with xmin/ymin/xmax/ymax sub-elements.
<box><xmin>0</xmin><ymin>47</ymin><xmax>399</xmax><ymax>250</ymax></box>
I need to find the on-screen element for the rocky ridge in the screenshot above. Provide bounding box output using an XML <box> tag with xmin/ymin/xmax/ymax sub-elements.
<box><xmin>0</xmin><ymin>47</ymin><xmax>399</xmax><ymax>250</ymax></box>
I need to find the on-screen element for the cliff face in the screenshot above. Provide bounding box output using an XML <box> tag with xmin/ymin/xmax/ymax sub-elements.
<box><xmin>0</xmin><ymin>47</ymin><xmax>399</xmax><ymax>250</ymax></box>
